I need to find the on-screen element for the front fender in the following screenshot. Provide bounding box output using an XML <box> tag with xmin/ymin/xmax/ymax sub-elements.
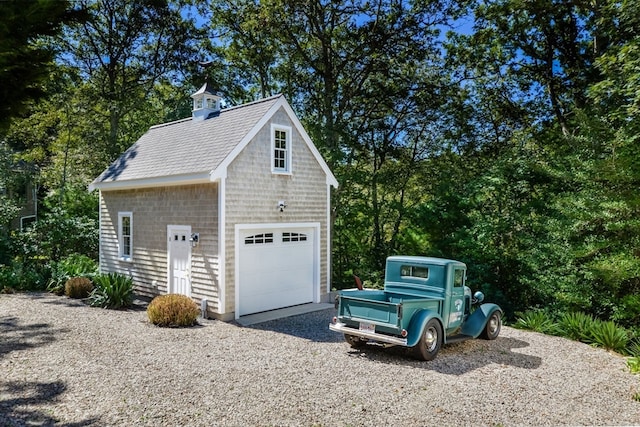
<box><xmin>406</xmin><ymin>309</ymin><xmax>443</xmax><ymax>347</ymax></box>
<box><xmin>461</xmin><ymin>303</ymin><xmax>502</xmax><ymax>338</ymax></box>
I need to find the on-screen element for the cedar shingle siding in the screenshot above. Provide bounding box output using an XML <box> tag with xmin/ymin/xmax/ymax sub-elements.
<box><xmin>99</xmin><ymin>184</ymin><xmax>220</xmax><ymax>310</ymax></box>
<box><xmin>224</xmin><ymin>108</ymin><xmax>329</xmax><ymax>313</ymax></box>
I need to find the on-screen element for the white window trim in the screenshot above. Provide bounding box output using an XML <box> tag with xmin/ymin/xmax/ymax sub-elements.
<box><xmin>271</xmin><ymin>124</ymin><xmax>292</xmax><ymax>175</ymax></box>
<box><xmin>118</xmin><ymin>211</ymin><xmax>133</xmax><ymax>262</ymax></box>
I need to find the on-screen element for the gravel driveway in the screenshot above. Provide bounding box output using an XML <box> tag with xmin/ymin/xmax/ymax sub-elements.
<box><xmin>1</xmin><ymin>292</ymin><xmax>639</xmax><ymax>426</ymax></box>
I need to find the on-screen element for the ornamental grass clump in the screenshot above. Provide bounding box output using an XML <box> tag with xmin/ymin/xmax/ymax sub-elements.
<box><xmin>89</xmin><ymin>272</ymin><xmax>133</xmax><ymax>309</ymax></box>
<box><xmin>557</xmin><ymin>311</ymin><xmax>597</xmax><ymax>343</ymax></box>
<box><xmin>589</xmin><ymin>320</ymin><xmax>629</xmax><ymax>354</ymax></box>
<box><xmin>147</xmin><ymin>294</ymin><xmax>200</xmax><ymax>327</ymax></box>
<box><xmin>64</xmin><ymin>277</ymin><xmax>93</xmax><ymax>299</ymax></box>
<box><xmin>513</xmin><ymin>309</ymin><xmax>556</xmax><ymax>334</ymax></box>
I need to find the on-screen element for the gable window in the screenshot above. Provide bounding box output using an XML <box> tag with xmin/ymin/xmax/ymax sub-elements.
<box><xmin>118</xmin><ymin>212</ymin><xmax>133</xmax><ymax>261</ymax></box>
<box><xmin>271</xmin><ymin>124</ymin><xmax>292</xmax><ymax>174</ymax></box>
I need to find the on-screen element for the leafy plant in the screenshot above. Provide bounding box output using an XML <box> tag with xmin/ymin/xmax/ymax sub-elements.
<box><xmin>1</xmin><ymin>261</ymin><xmax>50</xmax><ymax>292</ymax></box>
<box><xmin>513</xmin><ymin>310</ymin><xmax>557</xmax><ymax>334</ymax></box>
<box><xmin>628</xmin><ymin>357</ymin><xmax>640</xmax><ymax>375</ymax></box>
<box><xmin>556</xmin><ymin>312</ymin><xmax>597</xmax><ymax>343</ymax></box>
<box><xmin>47</xmin><ymin>253</ymin><xmax>98</xmax><ymax>295</ymax></box>
<box><xmin>627</xmin><ymin>339</ymin><xmax>640</xmax><ymax>358</ymax></box>
<box><xmin>589</xmin><ymin>320</ymin><xmax>629</xmax><ymax>354</ymax></box>
<box><xmin>64</xmin><ymin>276</ymin><xmax>93</xmax><ymax>299</ymax></box>
<box><xmin>147</xmin><ymin>294</ymin><xmax>200</xmax><ymax>327</ymax></box>
<box><xmin>89</xmin><ymin>273</ymin><xmax>133</xmax><ymax>309</ymax></box>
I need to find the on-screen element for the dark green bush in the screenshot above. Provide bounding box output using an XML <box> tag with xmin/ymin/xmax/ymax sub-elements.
<box><xmin>89</xmin><ymin>272</ymin><xmax>133</xmax><ymax>309</ymax></box>
<box><xmin>147</xmin><ymin>294</ymin><xmax>200</xmax><ymax>327</ymax></box>
<box><xmin>0</xmin><ymin>261</ymin><xmax>50</xmax><ymax>292</ymax></box>
<box><xmin>64</xmin><ymin>276</ymin><xmax>93</xmax><ymax>299</ymax></box>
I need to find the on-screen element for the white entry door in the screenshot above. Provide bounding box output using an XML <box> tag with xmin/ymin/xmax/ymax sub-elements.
<box><xmin>168</xmin><ymin>225</ymin><xmax>191</xmax><ymax>296</ymax></box>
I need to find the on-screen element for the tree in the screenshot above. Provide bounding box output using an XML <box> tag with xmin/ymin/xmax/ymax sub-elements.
<box><xmin>210</xmin><ymin>0</ymin><xmax>470</xmax><ymax>284</ymax></box>
<box><xmin>0</xmin><ymin>0</ymin><xmax>80</xmax><ymax>130</ymax></box>
<box><xmin>62</xmin><ymin>0</ymin><xmax>204</xmax><ymax>163</ymax></box>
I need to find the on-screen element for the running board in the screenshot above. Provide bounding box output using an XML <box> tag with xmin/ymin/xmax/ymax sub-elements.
<box><xmin>445</xmin><ymin>334</ymin><xmax>473</xmax><ymax>344</ymax></box>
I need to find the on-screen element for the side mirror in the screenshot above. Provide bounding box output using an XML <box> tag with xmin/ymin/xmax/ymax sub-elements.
<box><xmin>473</xmin><ymin>291</ymin><xmax>485</xmax><ymax>304</ymax></box>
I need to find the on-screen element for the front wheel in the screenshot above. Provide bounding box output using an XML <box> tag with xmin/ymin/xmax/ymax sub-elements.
<box><xmin>413</xmin><ymin>319</ymin><xmax>443</xmax><ymax>361</ymax></box>
<box><xmin>481</xmin><ymin>311</ymin><xmax>502</xmax><ymax>340</ymax></box>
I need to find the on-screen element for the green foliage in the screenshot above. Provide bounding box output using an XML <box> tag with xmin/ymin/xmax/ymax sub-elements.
<box><xmin>89</xmin><ymin>273</ymin><xmax>133</xmax><ymax>309</ymax></box>
<box><xmin>516</xmin><ymin>310</ymin><xmax>635</xmax><ymax>357</ymax></box>
<box><xmin>0</xmin><ymin>0</ymin><xmax>80</xmax><ymax>129</ymax></box>
<box><xmin>47</xmin><ymin>253</ymin><xmax>98</xmax><ymax>295</ymax></box>
<box><xmin>64</xmin><ymin>276</ymin><xmax>93</xmax><ymax>299</ymax></box>
<box><xmin>147</xmin><ymin>294</ymin><xmax>200</xmax><ymax>327</ymax></box>
<box><xmin>513</xmin><ymin>310</ymin><xmax>556</xmax><ymax>334</ymax></box>
<box><xmin>627</xmin><ymin>338</ymin><xmax>640</xmax><ymax>374</ymax></box>
<box><xmin>14</xmin><ymin>206</ymin><xmax>98</xmax><ymax>263</ymax></box>
<box><xmin>556</xmin><ymin>312</ymin><xmax>597</xmax><ymax>343</ymax></box>
<box><xmin>588</xmin><ymin>321</ymin><xmax>630</xmax><ymax>355</ymax></box>
<box><xmin>0</xmin><ymin>261</ymin><xmax>50</xmax><ymax>293</ymax></box>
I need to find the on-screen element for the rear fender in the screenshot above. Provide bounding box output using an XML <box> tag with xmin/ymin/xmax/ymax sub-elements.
<box><xmin>461</xmin><ymin>303</ymin><xmax>502</xmax><ymax>338</ymax></box>
<box><xmin>406</xmin><ymin>309</ymin><xmax>443</xmax><ymax>347</ymax></box>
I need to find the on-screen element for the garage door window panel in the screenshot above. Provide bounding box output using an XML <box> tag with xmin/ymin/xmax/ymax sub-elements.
<box><xmin>245</xmin><ymin>233</ymin><xmax>274</xmax><ymax>245</ymax></box>
<box><xmin>282</xmin><ymin>232</ymin><xmax>307</xmax><ymax>242</ymax></box>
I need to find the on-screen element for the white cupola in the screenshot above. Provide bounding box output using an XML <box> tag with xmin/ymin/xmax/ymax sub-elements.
<box><xmin>191</xmin><ymin>82</ymin><xmax>223</xmax><ymax>121</ymax></box>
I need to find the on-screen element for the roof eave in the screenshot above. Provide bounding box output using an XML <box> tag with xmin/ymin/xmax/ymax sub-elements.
<box><xmin>88</xmin><ymin>172</ymin><xmax>213</xmax><ymax>192</ymax></box>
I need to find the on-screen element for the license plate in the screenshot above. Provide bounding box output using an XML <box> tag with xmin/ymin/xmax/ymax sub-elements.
<box><xmin>359</xmin><ymin>322</ymin><xmax>375</xmax><ymax>333</ymax></box>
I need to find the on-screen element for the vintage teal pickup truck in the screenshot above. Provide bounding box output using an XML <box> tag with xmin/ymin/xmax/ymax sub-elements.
<box><xmin>329</xmin><ymin>256</ymin><xmax>502</xmax><ymax>361</ymax></box>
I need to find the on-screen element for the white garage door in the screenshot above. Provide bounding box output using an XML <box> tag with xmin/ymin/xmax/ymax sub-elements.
<box><xmin>238</xmin><ymin>227</ymin><xmax>315</xmax><ymax>316</ymax></box>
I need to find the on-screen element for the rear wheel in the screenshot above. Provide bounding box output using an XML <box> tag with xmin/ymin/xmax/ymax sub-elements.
<box><xmin>413</xmin><ymin>319</ymin><xmax>442</xmax><ymax>361</ymax></box>
<box><xmin>344</xmin><ymin>334</ymin><xmax>366</xmax><ymax>348</ymax></box>
<box><xmin>481</xmin><ymin>311</ymin><xmax>502</xmax><ymax>340</ymax></box>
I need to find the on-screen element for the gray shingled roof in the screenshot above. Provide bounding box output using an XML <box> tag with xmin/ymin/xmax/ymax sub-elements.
<box><xmin>92</xmin><ymin>94</ymin><xmax>282</xmax><ymax>186</ymax></box>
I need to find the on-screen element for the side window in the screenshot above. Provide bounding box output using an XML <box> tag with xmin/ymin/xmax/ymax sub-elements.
<box><xmin>118</xmin><ymin>212</ymin><xmax>133</xmax><ymax>261</ymax></box>
<box><xmin>271</xmin><ymin>124</ymin><xmax>292</xmax><ymax>174</ymax></box>
<box><xmin>454</xmin><ymin>269</ymin><xmax>465</xmax><ymax>287</ymax></box>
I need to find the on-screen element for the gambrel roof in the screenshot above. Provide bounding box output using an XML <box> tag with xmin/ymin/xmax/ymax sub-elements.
<box><xmin>89</xmin><ymin>94</ymin><xmax>338</xmax><ymax>191</ymax></box>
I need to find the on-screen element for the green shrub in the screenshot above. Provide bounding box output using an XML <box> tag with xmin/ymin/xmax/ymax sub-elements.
<box><xmin>513</xmin><ymin>309</ymin><xmax>557</xmax><ymax>334</ymax></box>
<box><xmin>627</xmin><ymin>339</ymin><xmax>640</xmax><ymax>358</ymax></box>
<box><xmin>589</xmin><ymin>320</ymin><xmax>629</xmax><ymax>354</ymax></box>
<box><xmin>89</xmin><ymin>273</ymin><xmax>133</xmax><ymax>309</ymax></box>
<box><xmin>147</xmin><ymin>294</ymin><xmax>200</xmax><ymax>327</ymax></box>
<box><xmin>47</xmin><ymin>253</ymin><xmax>98</xmax><ymax>295</ymax></box>
<box><xmin>628</xmin><ymin>356</ymin><xmax>640</xmax><ymax>375</ymax></box>
<box><xmin>0</xmin><ymin>262</ymin><xmax>50</xmax><ymax>292</ymax></box>
<box><xmin>557</xmin><ymin>312</ymin><xmax>597</xmax><ymax>343</ymax></box>
<box><xmin>64</xmin><ymin>277</ymin><xmax>93</xmax><ymax>299</ymax></box>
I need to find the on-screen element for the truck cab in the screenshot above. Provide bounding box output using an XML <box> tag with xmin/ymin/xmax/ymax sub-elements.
<box><xmin>330</xmin><ymin>256</ymin><xmax>502</xmax><ymax>361</ymax></box>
